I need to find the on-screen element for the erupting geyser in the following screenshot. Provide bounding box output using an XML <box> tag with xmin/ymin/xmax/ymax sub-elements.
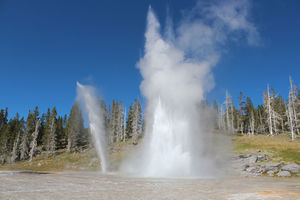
<box><xmin>134</xmin><ymin>7</ymin><xmax>216</xmax><ymax>177</ymax></box>
<box><xmin>76</xmin><ymin>82</ymin><xmax>108</xmax><ymax>172</ymax></box>
<box><xmin>122</xmin><ymin>1</ymin><xmax>259</xmax><ymax>177</ymax></box>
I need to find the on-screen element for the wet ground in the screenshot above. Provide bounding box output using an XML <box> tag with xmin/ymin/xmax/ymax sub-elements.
<box><xmin>0</xmin><ymin>171</ymin><xmax>300</xmax><ymax>200</ymax></box>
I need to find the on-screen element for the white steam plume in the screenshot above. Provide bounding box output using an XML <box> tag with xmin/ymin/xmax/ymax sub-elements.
<box><xmin>122</xmin><ymin>0</ymin><xmax>259</xmax><ymax>177</ymax></box>
<box><xmin>76</xmin><ymin>82</ymin><xmax>108</xmax><ymax>172</ymax></box>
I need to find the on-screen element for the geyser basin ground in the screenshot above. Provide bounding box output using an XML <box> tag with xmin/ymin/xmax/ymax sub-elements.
<box><xmin>1</xmin><ymin>171</ymin><xmax>300</xmax><ymax>200</ymax></box>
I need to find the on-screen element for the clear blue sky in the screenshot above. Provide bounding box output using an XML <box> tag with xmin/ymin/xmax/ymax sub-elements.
<box><xmin>0</xmin><ymin>0</ymin><xmax>300</xmax><ymax>119</ymax></box>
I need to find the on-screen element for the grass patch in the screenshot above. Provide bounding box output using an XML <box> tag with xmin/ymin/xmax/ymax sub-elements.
<box><xmin>277</xmin><ymin>152</ymin><xmax>300</xmax><ymax>164</ymax></box>
<box><xmin>233</xmin><ymin>134</ymin><xmax>300</xmax><ymax>164</ymax></box>
<box><xmin>0</xmin><ymin>138</ymin><xmax>138</xmax><ymax>172</ymax></box>
<box><xmin>0</xmin><ymin>149</ymin><xmax>101</xmax><ymax>172</ymax></box>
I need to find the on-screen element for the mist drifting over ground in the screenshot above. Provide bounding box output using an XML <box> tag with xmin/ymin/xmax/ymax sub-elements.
<box><xmin>76</xmin><ymin>82</ymin><xmax>108</xmax><ymax>172</ymax></box>
<box><xmin>122</xmin><ymin>0</ymin><xmax>259</xmax><ymax>177</ymax></box>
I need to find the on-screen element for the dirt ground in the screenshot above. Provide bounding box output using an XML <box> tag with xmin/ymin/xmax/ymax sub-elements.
<box><xmin>0</xmin><ymin>171</ymin><xmax>300</xmax><ymax>200</ymax></box>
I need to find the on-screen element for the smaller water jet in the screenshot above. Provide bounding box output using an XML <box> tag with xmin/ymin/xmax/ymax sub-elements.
<box><xmin>76</xmin><ymin>82</ymin><xmax>108</xmax><ymax>172</ymax></box>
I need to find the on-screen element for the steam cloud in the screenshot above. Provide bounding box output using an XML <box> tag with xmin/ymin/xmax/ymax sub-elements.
<box><xmin>122</xmin><ymin>0</ymin><xmax>259</xmax><ymax>177</ymax></box>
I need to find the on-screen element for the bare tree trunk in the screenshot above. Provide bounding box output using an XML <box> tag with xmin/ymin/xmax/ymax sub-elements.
<box><xmin>272</xmin><ymin>110</ymin><xmax>277</xmax><ymax>135</ymax></box>
<box><xmin>218</xmin><ymin>105</ymin><xmax>224</xmax><ymax>130</ymax></box>
<box><xmin>11</xmin><ymin>131</ymin><xmax>20</xmax><ymax>163</ymax></box>
<box><xmin>290</xmin><ymin>77</ymin><xmax>299</xmax><ymax>136</ymax></box>
<box><xmin>29</xmin><ymin>120</ymin><xmax>40</xmax><ymax>162</ymax></box>
<box><xmin>225</xmin><ymin>91</ymin><xmax>231</xmax><ymax>131</ymax></box>
<box><xmin>123</xmin><ymin>107</ymin><xmax>126</xmax><ymax>142</ymax></box>
<box><xmin>48</xmin><ymin>117</ymin><xmax>56</xmax><ymax>156</ymax></box>
<box><xmin>218</xmin><ymin>105</ymin><xmax>222</xmax><ymax>130</ymax></box>
<box><xmin>281</xmin><ymin>118</ymin><xmax>284</xmax><ymax>133</ymax></box>
<box><xmin>67</xmin><ymin>137</ymin><xmax>72</xmax><ymax>153</ymax></box>
<box><xmin>230</xmin><ymin>100</ymin><xmax>234</xmax><ymax>133</ymax></box>
<box><xmin>266</xmin><ymin>85</ymin><xmax>273</xmax><ymax>136</ymax></box>
<box><xmin>241</xmin><ymin>122</ymin><xmax>244</xmax><ymax>135</ymax></box>
<box><xmin>258</xmin><ymin>109</ymin><xmax>264</xmax><ymax>133</ymax></box>
<box><xmin>288</xmin><ymin>92</ymin><xmax>295</xmax><ymax>141</ymax></box>
<box><xmin>288</xmin><ymin>77</ymin><xmax>297</xmax><ymax>141</ymax></box>
<box><xmin>250</xmin><ymin>111</ymin><xmax>255</xmax><ymax>136</ymax></box>
<box><xmin>288</xmin><ymin>103</ymin><xmax>295</xmax><ymax>141</ymax></box>
<box><xmin>20</xmin><ymin>127</ymin><xmax>29</xmax><ymax>160</ymax></box>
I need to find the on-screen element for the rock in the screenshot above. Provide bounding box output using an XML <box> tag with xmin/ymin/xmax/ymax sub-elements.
<box><xmin>245</xmin><ymin>165</ymin><xmax>265</xmax><ymax>174</ymax></box>
<box><xmin>246</xmin><ymin>166</ymin><xmax>257</xmax><ymax>173</ymax></box>
<box><xmin>277</xmin><ymin>170</ymin><xmax>291</xmax><ymax>177</ymax></box>
<box><xmin>281</xmin><ymin>163</ymin><xmax>300</xmax><ymax>173</ymax></box>
<box><xmin>265</xmin><ymin>162</ymin><xmax>282</xmax><ymax>168</ymax></box>
<box><xmin>256</xmin><ymin>154</ymin><xmax>267</xmax><ymax>162</ymax></box>
<box><xmin>238</xmin><ymin>154</ymin><xmax>252</xmax><ymax>159</ymax></box>
<box><xmin>267</xmin><ymin>170</ymin><xmax>275</xmax><ymax>176</ymax></box>
<box><xmin>244</xmin><ymin>155</ymin><xmax>257</xmax><ymax>164</ymax></box>
<box><xmin>263</xmin><ymin>162</ymin><xmax>281</xmax><ymax>172</ymax></box>
<box><xmin>243</xmin><ymin>164</ymin><xmax>250</xmax><ymax>171</ymax></box>
<box><xmin>256</xmin><ymin>166</ymin><xmax>266</xmax><ymax>174</ymax></box>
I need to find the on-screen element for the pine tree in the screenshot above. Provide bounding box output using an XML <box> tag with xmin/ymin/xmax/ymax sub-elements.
<box><xmin>0</xmin><ymin>108</ymin><xmax>9</xmax><ymax>163</ymax></box>
<box><xmin>273</xmin><ymin>94</ymin><xmax>287</xmax><ymax>133</ymax></box>
<box><xmin>213</xmin><ymin>100</ymin><xmax>220</xmax><ymax>129</ymax></box>
<box><xmin>115</xmin><ymin>101</ymin><xmax>122</xmax><ymax>143</ymax></box>
<box><xmin>56</xmin><ymin>116</ymin><xmax>67</xmax><ymax>149</ymax></box>
<box><xmin>132</xmin><ymin>99</ymin><xmax>142</xmax><ymax>145</ymax></box>
<box><xmin>125</xmin><ymin>104</ymin><xmax>134</xmax><ymax>139</ymax></box>
<box><xmin>0</xmin><ymin>108</ymin><xmax>8</xmax><ymax>133</ymax></box>
<box><xmin>5</xmin><ymin>113</ymin><xmax>23</xmax><ymax>163</ymax></box>
<box><xmin>108</xmin><ymin>100</ymin><xmax>117</xmax><ymax>144</ymax></box>
<box><xmin>141</xmin><ymin>117</ymin><xmax>145</xmax><ymax>137</ymax></box>
<box><xmin>119</xmin><ymin>101</ymin><xmax>125</xmax><ymax>143</ymax></box>
<box><xmin>238</xmin><ymin>92</ymin><xmax>246</xmax><ymax>134</ymax></box>
<box><xmin>244</xmin><ymin>97</ymin><xmax>255</xmax><ymax>135</ymax></box>
<box><xmin>43</xmin><ymin>107</ymin><xmax>57</xmax><ymax>157</ymax></box>
<box><xmin>100</xmin><ymin>100</ymin><xmax>109</xmax><ymax>133</ymax></box>
<box><xmin>66</xmin><ymin>102</ymin><xmax>85</xmax><ymax>152</ymax></box>
<box><xmin>256</xmin><ymin>105</ymin><xmax>265</xmax><ymax>133</ymax></box>
<box><xmin>0</xmin><ymin>125</ymin><xmax>9</xmax><ymax>163</ymax></box>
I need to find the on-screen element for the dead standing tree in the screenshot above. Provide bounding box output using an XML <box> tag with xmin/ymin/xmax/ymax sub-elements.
<box><xmin>287</xmin><ymin>77</ymin><xmax>299</xmax><ymax>141</ymax></box>
<box><xmin>29</xmin><ymin>119</ymin><xmax>40</xmax><ymax>162</ymax></box>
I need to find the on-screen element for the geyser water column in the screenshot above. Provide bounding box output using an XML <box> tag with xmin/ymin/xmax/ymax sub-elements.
<box><xmin>144</xmin><ymin>98</ymin><xmax>192</xmax><ymax>177</ymax></box>
<box><xmin>136</xmin><ymin>7</ymin><xmax>214</xmax><ymax>177</ymax></box>
<box><xmin>76</xmin><ymin>82</ymin><xmax>108</xmax><ymax>172</ymax></box>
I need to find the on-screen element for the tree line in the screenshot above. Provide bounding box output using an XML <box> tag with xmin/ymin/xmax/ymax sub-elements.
<box><xmin>215</xmin><ymin>77</ymin><xmax>299</xmax><ymax>140</ymax></box>
<box><xmin>0</xmin><ymin>99</ymin><xmax>143</xmax><ymax>164</ymax></box>
<box><xmin>0</xmin><ymin>77</ymin><xmax>299</xmax><ymax>164</ymax></box>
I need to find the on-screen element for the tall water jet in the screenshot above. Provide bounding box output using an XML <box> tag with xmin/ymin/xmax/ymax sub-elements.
<box><xmin>122</xmin><ymin>1</ymin><xmax>259</xmax><ymax>177</ymax></box>
<box><xmin>76</xmin><ymin>82</ymin><xmax>108</xmax><ymax>172</ymax></box>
